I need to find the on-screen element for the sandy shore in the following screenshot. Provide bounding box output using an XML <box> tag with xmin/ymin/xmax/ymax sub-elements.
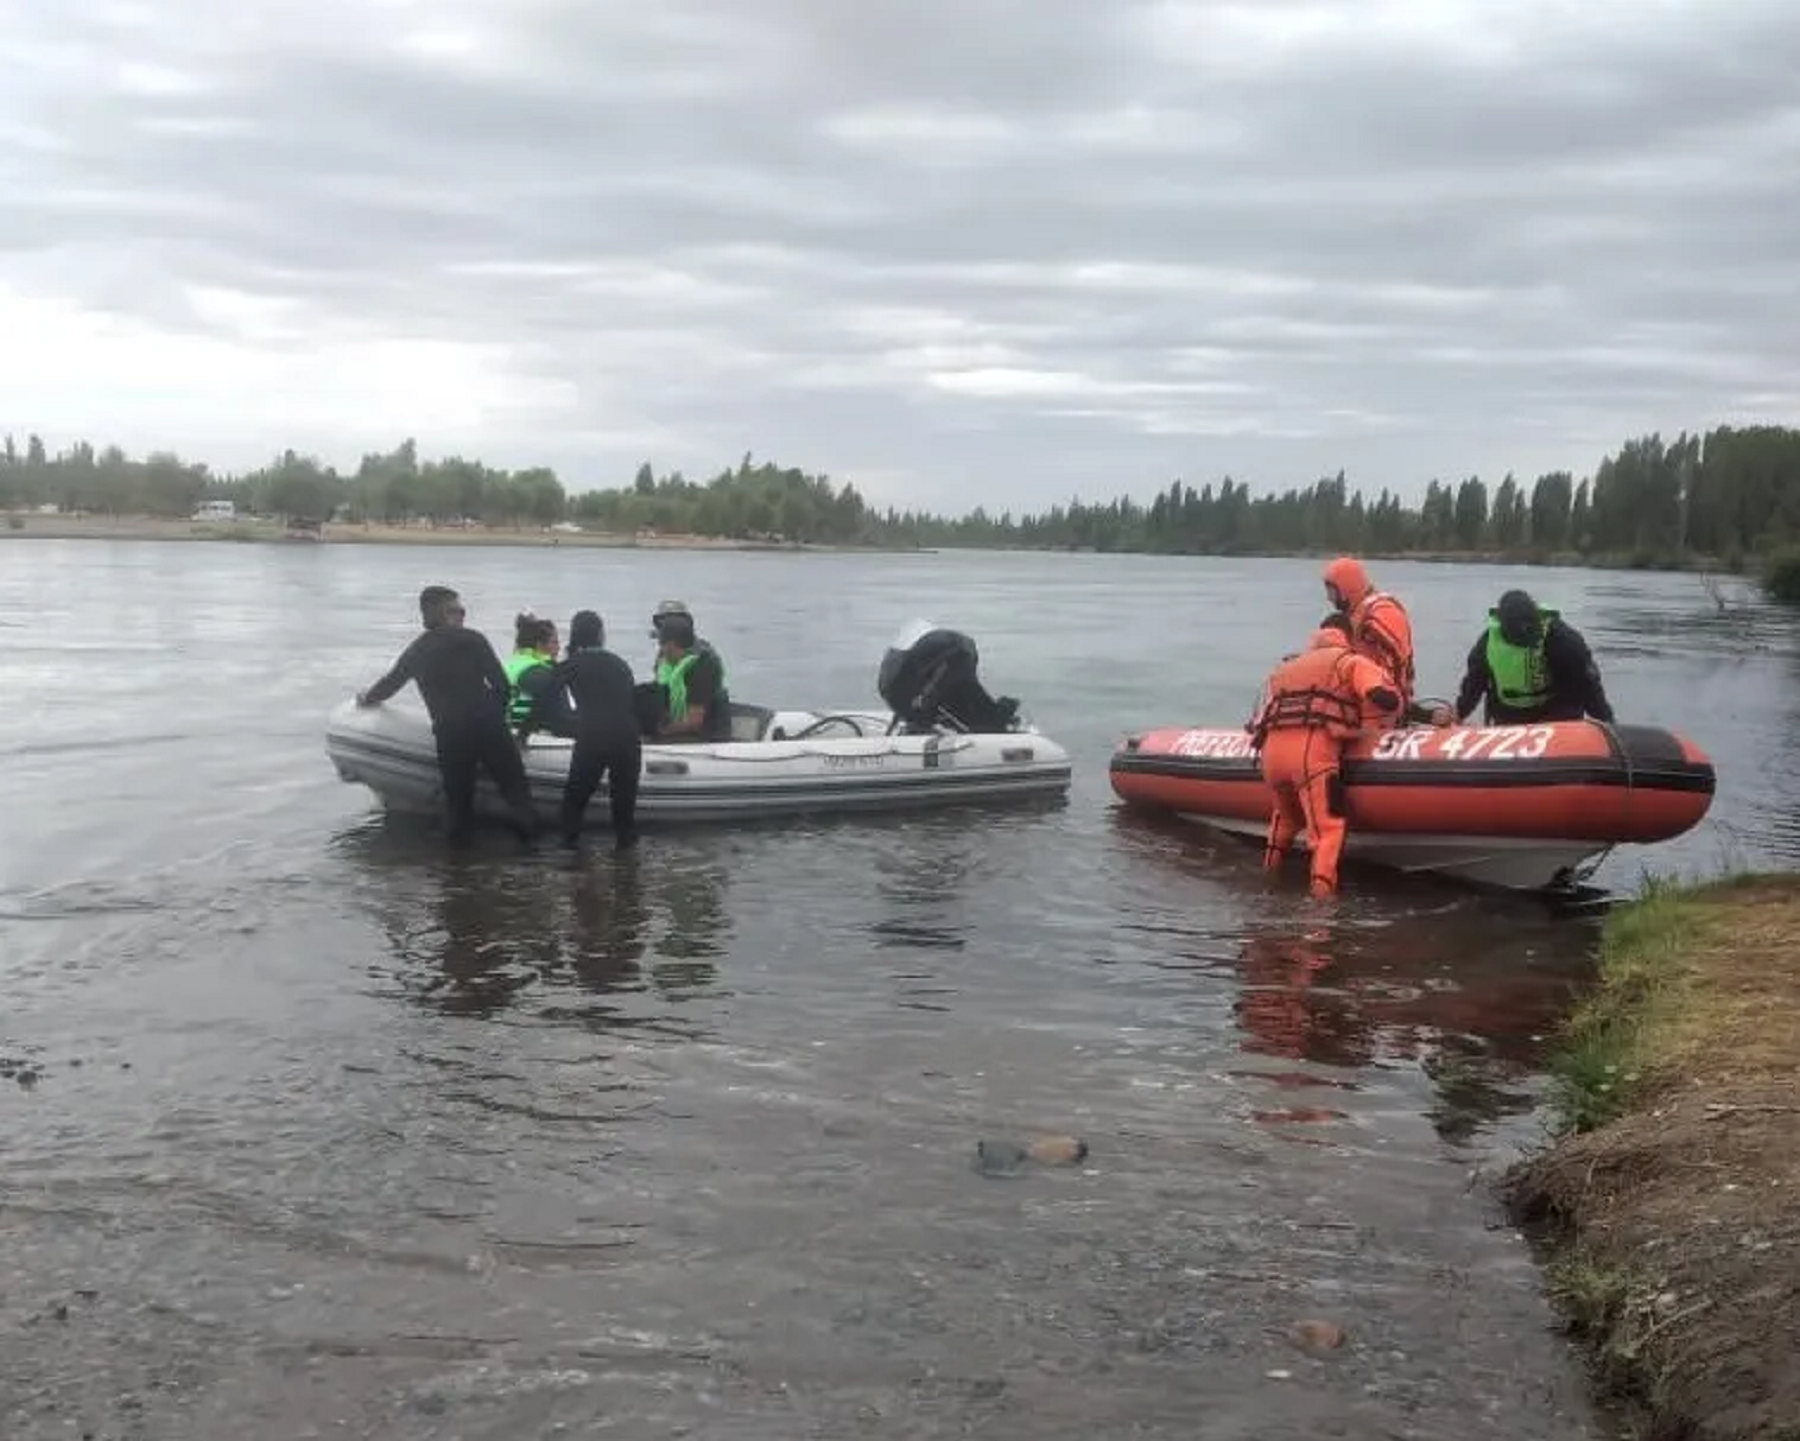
<box><xmin>0</xmin><ymin>513</ymin><xmax>919</xmax><ymax>553</ymax></box>
<box><xmin>1502</xmin><ymin>874</ymin><xmax>1800</xmax><ymax>1441</ymax></box>
<box><xmin>3</xmin><ymin>512</ymin><xmax>1736</xmax><ymax>576</ymax></box>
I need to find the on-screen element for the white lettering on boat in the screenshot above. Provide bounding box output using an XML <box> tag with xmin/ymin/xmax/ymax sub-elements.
<box><xmin>1167</xmin><ymin>729</ymin><xmax>1256</xmax><ymax>760</ymax></box>
<box><xmin>823</xmin><ymin>753</ymin><xmax>886</xmax><ymax>769</ymax></box>
<box><xmin>1371</xmin><ymin>729</ymin><xmax>1430</xmax><ymax>761</ymax></box>
<box><xmin>1372</xmin><ymin>725</ymin><xmax>1557</xmax><ymax>762</ymax></box>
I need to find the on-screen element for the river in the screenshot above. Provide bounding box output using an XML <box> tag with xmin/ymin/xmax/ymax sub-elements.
<box><xmin>3</xmin><ymin>541</ymin><xmax>1796</xmax><ymax>1440</ymax></box>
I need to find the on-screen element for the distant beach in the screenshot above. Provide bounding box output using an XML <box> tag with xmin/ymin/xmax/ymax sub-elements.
<box><xmin>0</xmin><ymin>513</ymin><xmax>922</xmax><ymax>553</ymax></box>
<box><xmin>0</xmin><ymin>511</ymin><xmax>1749</xmax><ymax>575</ymax></box>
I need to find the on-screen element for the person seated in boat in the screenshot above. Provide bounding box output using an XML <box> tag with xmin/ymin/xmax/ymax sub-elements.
<box><xmin>519</xmin><ymin>610</ymin><xmax>642</xmax><ymax>849</ymax></box>
<box><xmin>1250</xmin><ymin>621</ymin><xmax>1404</xmax><ymax>900</ymax></box>
<box><xmin>648</xmin><ymin>599</ymin><xmax>714</xmax><ymax>666</ymax></box>
<box><xmin>1449</xmin><ymin>589</ymin><xmax>1616</xmax><ymax>727</ymax></box>
<box><xmin>651</xmin><ymin>609</ymin><xmax>731</xmax><ymax>742</ymax></box>
<box><xmin>504</xmin><ymin>612</ymin><xmax>572</xmax><ymax>737</ymax></box>
<box><xmin>355</xmin><ymin>585</ymin><xmax>538</xmax><ymax>848</ymax></box>
<box><xmin>650</xmin><ymin>598</ymin><xmax>690</xmax><ymax>653</ymax></box>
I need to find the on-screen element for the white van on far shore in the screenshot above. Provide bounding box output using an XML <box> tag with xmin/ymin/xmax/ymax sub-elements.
<box><xmin>191</xmin><ymin>500</ymin><xmax>238</xmax><ymax>522</ymax></box>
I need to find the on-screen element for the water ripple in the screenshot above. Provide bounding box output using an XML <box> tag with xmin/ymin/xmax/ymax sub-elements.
<box><xmin>1</xmin><ymin>546</ymin><xmax>1750</xmax><ymax>1438</ymax></box>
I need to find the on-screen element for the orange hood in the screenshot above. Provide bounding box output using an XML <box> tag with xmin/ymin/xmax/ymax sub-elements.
<box><xmin>1322</xmin><ymin>556</ymin><xmax>1372</xmax><ymax>609</ymax></box>
<box><xmin>1307</xmin><ymin>627</ymin><xmax>1349</xmax><ymax>651</ymax></box>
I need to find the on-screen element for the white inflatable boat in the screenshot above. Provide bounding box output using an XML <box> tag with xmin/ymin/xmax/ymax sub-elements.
<box><xmin>325</xmin><ymin>621</ymin><xmax>1073</xmax><ymax>829</ymax></box>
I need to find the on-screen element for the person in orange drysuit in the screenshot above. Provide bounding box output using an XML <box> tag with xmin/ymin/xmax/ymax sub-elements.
<box><xmin>1250</xmin><ymin>617</ymin><xmax>1404</xmax><ymax>898</ymax></box>
<box><xmin>1321</xmin><ymin>556</ymin><xmax>1420</xmax><ymax>713</ymax></box>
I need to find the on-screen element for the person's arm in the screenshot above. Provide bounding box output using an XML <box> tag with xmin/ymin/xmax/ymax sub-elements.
<box><xmin>357</xmin><ymin>635</ymin><xmax>420</xmax><ymax>707</ymax></box>
<box><xmin>1353</xmin><ymin>660</ymin><xmax>1403</xmax><ymax>731</ymax></box>
<box><xmin>1550</xmin><ymin>621</ymin><xmax>1615</xmax><ymax>723</ymax></box>
<box><xmin>1452</xmin><ymin>636</ymin><xmax>1489</xmax><ymax>723</ymax></box>
<box><xmin>473</xmin><ymin>631</ymin><xmax>511</xmax><ymax>703</ymax></box>
<box><xmin>1245</xmin><ymin>678</ymin><xmax>1272</xmax><ymax>736</ymax></box>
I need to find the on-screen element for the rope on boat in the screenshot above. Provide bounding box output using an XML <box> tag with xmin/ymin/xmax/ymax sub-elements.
<box><xmin>644</xmin><ymin>736</ymin><xmax>984</xmax><ymax>765</ymax></box>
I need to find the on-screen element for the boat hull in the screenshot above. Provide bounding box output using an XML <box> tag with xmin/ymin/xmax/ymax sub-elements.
<box><xmin>327</xmin><ymin>699</ymin><xmax>1073</xmax><ymax>828</ymax></box>
<box><xmin>1109</xmin><ymin>719</ymin><xmax>1716</xmax><ymax>892</ymax></box>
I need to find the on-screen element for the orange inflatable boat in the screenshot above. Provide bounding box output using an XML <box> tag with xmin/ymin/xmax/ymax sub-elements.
<box><xmin>1109</xmin><ymin>720</ymin><xmax>1716</xmax><ymax>891</ymax></box>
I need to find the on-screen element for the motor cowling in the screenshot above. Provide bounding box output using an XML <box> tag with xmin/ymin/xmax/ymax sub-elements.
<box><xmin>876</xmin><ymin>620</ymin><xmax>1022</xmax><ymax>734</ymax></box>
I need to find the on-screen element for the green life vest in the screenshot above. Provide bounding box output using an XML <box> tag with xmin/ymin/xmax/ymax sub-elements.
<box><xmin>1484</xmin><ymin>607</ymin><xmax>1558</xmax><ymax>711</ymax></box>
<box><xmin>656</xmin><ymin>643</ymin><xmax>726</xmax><ymax>724</ymax></box>
<box><xmin>503</xmin><ymin>649</ymin><xmax>549</xmax><ymax>725</ymax></box>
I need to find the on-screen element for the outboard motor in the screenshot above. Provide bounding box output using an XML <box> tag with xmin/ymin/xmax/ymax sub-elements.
<box><xmin>877</xmin><ymin>620</ymin><xmax>1022</xmax><ymax>734</ymax></box>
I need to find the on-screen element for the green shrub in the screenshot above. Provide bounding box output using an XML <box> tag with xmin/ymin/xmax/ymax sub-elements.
<box><xmin>1761</xmin><ymin>548</ymin><xmax>1800</xmax><ymax>604</ymax></box>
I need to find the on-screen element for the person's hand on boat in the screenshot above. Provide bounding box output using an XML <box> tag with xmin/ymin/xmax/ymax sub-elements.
<box><xmin>355</xmin><ymin>690</ymin><xmax>377</xmax><ymax>709</ymax></box>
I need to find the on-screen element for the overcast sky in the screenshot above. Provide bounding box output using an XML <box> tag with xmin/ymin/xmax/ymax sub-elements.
<box><xmin>2</xmin><ymin>0</ymin><xmax>1796</xmax><ymax>511</ymax></box>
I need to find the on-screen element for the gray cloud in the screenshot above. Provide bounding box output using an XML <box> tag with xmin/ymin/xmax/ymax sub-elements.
<box><xmin>2</xmin><ymin>0</ymin><xmax>1798</xmax><ymax>509</ymax></box>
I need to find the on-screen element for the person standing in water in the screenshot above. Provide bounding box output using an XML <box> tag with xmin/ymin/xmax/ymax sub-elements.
<box><xmin>522</xmin><ymin>609</ymin><xmax>643</xmax><ymax>849</ymax></box>
<box><xmin>1250</xmin><ymin>616</ymin><xmax>1403</xmax><ymax>898</ymax></box>
<box><xmin>356</xmin><ymin>585</ymin><xmax>538</xmax><ymax>848</ymax></box>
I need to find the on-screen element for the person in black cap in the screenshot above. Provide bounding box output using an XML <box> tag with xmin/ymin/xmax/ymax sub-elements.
<box><xmin>356</xmin><ymin>585</ymin><xmax>539</xmax><ymax>847</ymax></box>
<box><xmin>520</xmin><ymin>610</ymin><xmax>643</xmax><ymax>849</ymax></box>
<box><xmin>651</xmin><ymin>605</ymin><xmax>731</xmax><ymax>741</ymax></box>
<box><xmin>1450</xmin><ymin>589</ymin><xmax>1615</xmax><ymax>726</ymax></box>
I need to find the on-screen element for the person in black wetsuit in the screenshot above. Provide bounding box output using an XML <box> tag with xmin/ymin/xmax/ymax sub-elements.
<box><xmin>520</xmin><ymin>609</ymin><xmax>643</xmax><ymax>849</ymax></box>
<box><xmin>356</xmin><ymin>585</ymin><xmax>539</xmax><ymax>847</ymax></box>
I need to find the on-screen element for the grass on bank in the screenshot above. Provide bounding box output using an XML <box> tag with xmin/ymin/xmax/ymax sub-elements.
<box><xmin>1511</xmin><ymin>871</ymin><xmax>1800</xmax><ymax>1441</ymax></box>
<box><xmin>1544</xmin><ymin>871</ymin><xmax>1800</xmax><ymax>1136</ymax></box>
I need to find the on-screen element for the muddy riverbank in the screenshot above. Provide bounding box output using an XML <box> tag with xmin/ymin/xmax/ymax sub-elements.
<box><xmin>1505</xmin><ymin>875</ymin><xmax>1800</xmax><ymax>1441</ymax></box>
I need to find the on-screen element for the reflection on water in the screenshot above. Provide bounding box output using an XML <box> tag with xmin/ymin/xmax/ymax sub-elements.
<box><xmin>1112</xmin><ymin>805</ymin><xmax>1600</xmax><ymax>1151</ymax></box>
<box><xmin>343</xmin><ymin>822</ymin><xmax>730</xmax><ymax>1031</ymax></box>
<box><xmin>1228</xmin><ymin>916</ymin><xmax>1596</xmax><ymax>1147</ymax></box>
<box><xmin>870</xmin><ymin>836</ymin><xmax>976</xmax><ymax>953</ymax></box>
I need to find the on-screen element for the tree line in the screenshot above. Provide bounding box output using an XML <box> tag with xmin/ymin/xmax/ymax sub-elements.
<box><xmin>5</xmin><ymin>423</ymin><xmax>1800</xmax><ymax>567</ymax></box>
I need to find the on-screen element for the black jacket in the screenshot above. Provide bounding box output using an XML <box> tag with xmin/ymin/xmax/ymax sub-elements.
<box><xmin>1454</xmin><ymin>615</ymin><xmax>1615</xmax><ymax>726</ymax></box>
<box><xmin>676</xmin><ymin>645</ymin><xmax>730</xmax><ymax>740</ymax></box>
<box><xmin>513</xmin><ymin>661</ymin><xmax>576</xmax><ymax>738</ymax></box>
<box><xmin>524</xmin><ymin>646</ymin><xmax>640</xmax><ymax>745</ymax></box>
<box><xmin>649</xmin><ymin>644</ymin><xmax>731</xmax><ymax>741</ymax></box>
<box><xmin>362</xmin><ymin>625</ymin><xmax>512</xmax><ymax>731</ymax></box>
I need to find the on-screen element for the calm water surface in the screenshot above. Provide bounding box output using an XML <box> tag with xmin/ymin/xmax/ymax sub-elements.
<box><xmin>3</xmin><ymin>542</ymin><xmax>1797</xmax><ymax>1440</ymax></box>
